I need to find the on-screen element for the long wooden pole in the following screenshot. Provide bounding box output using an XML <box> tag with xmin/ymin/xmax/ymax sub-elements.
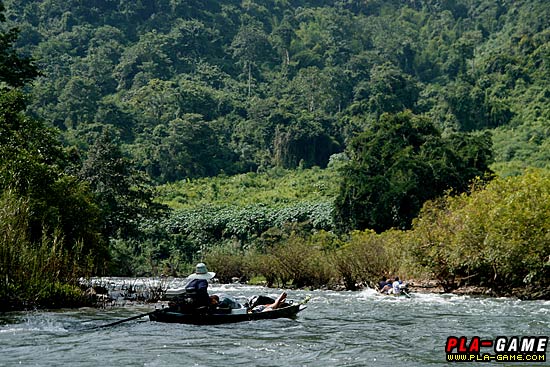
<box><xmin>91</xmin><ymin>310</ymin><xmax>157</xmax><ymax>329</ymax></box>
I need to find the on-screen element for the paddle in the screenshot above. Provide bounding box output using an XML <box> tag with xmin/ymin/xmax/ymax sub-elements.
<box><xmin>90</xmin><ymin>310</ymin><xmax>158</xmax><ymax>329</ymax></box>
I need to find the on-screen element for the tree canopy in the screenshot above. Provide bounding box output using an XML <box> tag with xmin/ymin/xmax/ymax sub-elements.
<box><xmin>334</xmin><ymin>111</ymin><xmax>493</xmax><ymax>232</ymax></box>
<box><xmin>2</xmin><ymin>0</ymin><xmax>547</xmax><ymax>180</ymax></box>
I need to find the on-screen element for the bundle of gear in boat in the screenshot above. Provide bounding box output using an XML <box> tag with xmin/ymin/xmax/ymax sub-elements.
<box><xmin>164</xmin><ymin>279</ymin><xmax>290</xmax><ymax>315</ymax></box>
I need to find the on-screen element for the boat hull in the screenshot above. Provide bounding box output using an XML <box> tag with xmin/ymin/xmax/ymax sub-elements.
<box><xmin>149</xmin><ymin>304</ymin><xmax>306</xmax><ymax>325</ymax></box>
<box><xmin>378</xmin><ymin>290</ymin><xmax>411</xmax><ymax>298</ymax></box>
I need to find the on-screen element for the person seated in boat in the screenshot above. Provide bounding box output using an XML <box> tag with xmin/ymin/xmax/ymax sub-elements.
<box><xmin>389</xmin><ymin>277</ymin><xmax>401</xmax><ymax>295</ymax></box>
<box><xmin>379</xmin><ymin>278</ymin><xmax>393</xmax><ymax>294</ymax></box>
<box><xmin>209</xmin><ymin>294</ymin><xmax>220</xmax><ymax>306</ymax></box>
<box><xmin>209</xmin><ymin>294</ymin><xmax>244</xmax><ymax>313</ymax></box>
<box><xmin>183</xmin><ymin>263</ymin><xmax>216</xmax><ymax>309</ymax></box>
<box><xmin>388</xmin><ymin>277</ymin><xmax>404</xmax><ymax>295</ymax></box>
<box><xmin>209</xmin><ymin>294</ymin><xmax>226</xmax><ymax>313</ymax></box>
<box><xmin>378</xmin><ymin>276</ymin><xmax>389</xmax><ymax>290</ymax></box>
<box><xmin>251</xmin><ymin>292</ymin><xmax>287</xmax><ymax>312</ymax></box>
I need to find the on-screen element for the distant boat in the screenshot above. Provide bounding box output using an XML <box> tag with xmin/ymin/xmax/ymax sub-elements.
<box><xmin>377</xmin><ymin>284</ymin><xmax>412</xmax><ymax>298</ymax></box>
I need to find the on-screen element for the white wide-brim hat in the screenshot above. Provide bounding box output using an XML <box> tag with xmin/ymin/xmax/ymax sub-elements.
<box><xmin>186</xmin><ymin>262</ymin><xmax>215</xmax><ymax>280</ymax></box>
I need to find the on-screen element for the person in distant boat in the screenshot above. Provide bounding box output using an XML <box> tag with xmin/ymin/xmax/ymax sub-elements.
<box><xmin>378</xmin><ymin>276</ymin><xmax>389</xmax><ymax>290</ymax></box>
<box><xmin>379</xmin><ymin>278</ymin><xmax>393</xmax><ymax>294</ymax></box>
<box><xmin>388</xmin><ymin>277</ymin><xmax>403</xmax><ymax>295</ymax></box>
<box><xmin>184</xmin><ymin>262</ymin><xmax>216</xmax><ymax>308</ymax></box>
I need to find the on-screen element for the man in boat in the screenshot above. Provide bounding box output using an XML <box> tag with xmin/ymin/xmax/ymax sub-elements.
<box><xmin>379</xmin><ymin>278</ymin><xmax>393</xmax><ymax>294</ymax></box>
<box><xmin>186</xmin><ymin>262</ymin><xmax>216</xmax><ymax>306</ymax></box>
<box><xmin>387</xmin><ymin>277</ymin><xmax>409</xmax><ymax>295</ymax></box>
<box><xmin>265</xmin><ymin>291</ymin><xmax>287</xmax><ymax>311</ymax></box>
<box><xmin>168</xmin><ymin>263</ymin><xmax>216</xmax><ymax>312</ymax></box>
<box><xmin>209</xmin><ymin>294</ymin><xmax>245</xmax><ymax>313</ymax></box>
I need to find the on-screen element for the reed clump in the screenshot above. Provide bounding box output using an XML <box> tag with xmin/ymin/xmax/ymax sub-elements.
<box><xmin>0</xmin><ymin>191</ymin><xmax>93</xmax><ymax>311</ymax></box>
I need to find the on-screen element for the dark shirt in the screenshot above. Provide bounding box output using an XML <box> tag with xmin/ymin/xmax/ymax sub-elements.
<box><xmin>185</xmin><ymin>278</ymin><xmax>209</xmax><ymax>306</ymax></box>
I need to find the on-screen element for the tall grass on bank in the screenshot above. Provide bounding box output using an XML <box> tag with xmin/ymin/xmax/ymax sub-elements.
<box><xmin>203</xmin><ymin>229</ymin><xmax>417</xmax><ymax>290</ymax></box>
<box><xmin>0</xmin><ymin>191</ymin><xmax>91</xmax><ymax>310</ymax></box>
<box><xmin>204</xmin><ymin>235</ymin><xmax>338</xmax><ymax>289</ymax></box>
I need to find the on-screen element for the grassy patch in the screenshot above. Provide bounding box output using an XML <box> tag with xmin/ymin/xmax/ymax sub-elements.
<box><xmin>156</xmin><ymin>166</ymin><xmax>341</xmax><ymax>209</ymax></box>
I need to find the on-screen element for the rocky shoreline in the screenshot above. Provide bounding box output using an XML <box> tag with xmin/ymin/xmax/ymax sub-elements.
<box><xmin>406</xmin><ymin>279</ymin><xmax>550</xmax><ymax>300</ymax></box>
<box><xmin>250</xmin><ymin>277</ymin><xmax>550</xmax><ymax>300</ymax></box>
<box><xmin>83</xmin><ymin>277</ymin><xmax>550</xmax><ymax>309</ymax></box>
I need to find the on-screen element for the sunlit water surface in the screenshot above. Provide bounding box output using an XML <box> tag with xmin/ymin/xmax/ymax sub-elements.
<box><xmin>1</xmin><ymin>280</ymin><xmax>548</xmax><ymax>366</ymax></box>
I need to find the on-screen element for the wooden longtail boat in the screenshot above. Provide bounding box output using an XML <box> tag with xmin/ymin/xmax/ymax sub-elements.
<box><xmin>149</xmin><ymin>302</ymin><xmax>307</xmax><ymax>325</ymax></box>
<box><xmin>92</xmin><ymin>295</ymin><xmax>309</xmax><ymax>329</ymax></box>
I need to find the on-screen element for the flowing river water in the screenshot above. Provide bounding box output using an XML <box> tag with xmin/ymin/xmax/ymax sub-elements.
<box><xmin>1</xmin><ymin>279</ymin><xmax>549</xmax><ymax>366</ymax></box>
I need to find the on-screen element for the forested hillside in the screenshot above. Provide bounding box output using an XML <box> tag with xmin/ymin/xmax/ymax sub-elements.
<box><xmin>1</xmin><ymin>0</ymin><xmax>549</xmax><ymax>303</ymax></box>
<box><xmin>4</xmin><ymin>0</ymin><xmax>549</xmax><ymax>177</ymax></box>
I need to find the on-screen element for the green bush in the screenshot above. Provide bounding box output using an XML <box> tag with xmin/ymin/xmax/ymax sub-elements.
<box><xmin>411</xmin><ymin>169</ymin><xmax>550</xmax><ymax>293</ymax></box>
<box><xmin>204</xmin><ymin>244</ymin><xmax>249</xmax><ymax>283</ymax></box>
<box><xmin>0</xmin><ymin>191</ymin><xmax>94</xmax><ymax>310</ymax></box>
<box><xmin>334</xmin><ymin>230</ymin><xmax>392</xmax><ymax>290</ymax></box>
<box><xmin>244</xmin><ymin>250</ymin><xmax>280</xmax><ymax>287</ymax></box>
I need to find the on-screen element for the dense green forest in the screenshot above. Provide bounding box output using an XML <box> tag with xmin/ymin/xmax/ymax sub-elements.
<box><xmin>1</xmin><ymin>0</ymin><xmax>549</xmax><ymax>308</ymax></box>
<box><xmin>4</xmin><ymin>0</ymin><xmax>549</xmax><ymax>175</ymax></box>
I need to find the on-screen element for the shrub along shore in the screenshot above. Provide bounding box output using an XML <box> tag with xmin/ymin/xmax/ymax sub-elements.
<box><xmin>0</xmin><ymin>191</ymin><xmax>99</xmax><ymax>312</ymax></box>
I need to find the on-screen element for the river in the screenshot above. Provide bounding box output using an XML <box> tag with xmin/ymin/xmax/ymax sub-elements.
<box><xmin>1</xmin><ymin>279</ymin><xmax>548</xmax><ymax>366</ymax></box>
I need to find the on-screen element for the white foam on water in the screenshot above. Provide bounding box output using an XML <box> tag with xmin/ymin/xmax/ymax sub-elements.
<box><xmin>411</xmin><ymin>291</ymin><xmax>474</xmax><ymax>304</ymax></box>
<box><xmin>209</xmin><ymin>283</ymin><xmax>266</xmax><ymax>293</ymax></box>
<box><xmin>0</xmin><ymin>318</ymin><xmax>68</xmax><ymax>334</ymax></box>
<box><xmin>356</xmin><ymin>287</ymin><xmax>379</xmax><ymax>300</ymax></box>
<box><xmin>0</xmin><ymin>326</ymin><xmax>30</xmax><ymax>334</ymax></box>
<box><xmin>534</xmin><ymin>307</ymin><xmax>550</xmax><ymax>315</ymax></box>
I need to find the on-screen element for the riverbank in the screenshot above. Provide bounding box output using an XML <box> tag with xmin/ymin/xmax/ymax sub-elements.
<box><xmin>235</xmin><ymin>276</ymin><xmax>550</xmax><ymax>301</ymax></box>
<box><xmin>405</xmin><ymin>279</ymin><xmax>550</xmax><ymax>300</ymax></box>
<box><xmin>3</xmin><ymin>276</ymin><xmax>546</xmax><ymax>313</ymax></box>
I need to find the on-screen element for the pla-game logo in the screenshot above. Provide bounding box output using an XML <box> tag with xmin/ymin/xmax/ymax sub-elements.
<box><xmin>445</xmin><ymin>336</ymin><xmax>548</xmax><ymax>363</ymax></box>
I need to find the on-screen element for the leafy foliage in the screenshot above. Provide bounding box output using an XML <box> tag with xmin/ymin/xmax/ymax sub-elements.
<box><xmin>157</xmin><ymin>166</ymin><xmax>340</xmax><ymax>209</ymax></box>
<box><xmin>1</xmin><ymin>0</ymin><xmax>549</xmax><ymax>299</ymax></box>
<box><xmin>3</xmin><ymin>0</ymin><xmax>548</xmax><ymax>179</ymax></box>
<box><xmin>0</xmin><ymin>2</ymin><xmax>37</xmax><ymax>87</ymax></box>
<box><xmin>78</xmin><ymin>127</ymin><xmax>166</xmax><ymax>239</ymax></box>
<box><xmin>334</xmin><ymin>111</ymin><xmax>494</xmax><ymax>232</ymax></box>
<box><xmin>411</xmin><ymin>169</ymin><xmax>550</xmax><ymax>296</ymax></box>
<box><xmin>0</xmin><ymin>4</ymin><xmax>107</xmax><ymax>309</ymax></box>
